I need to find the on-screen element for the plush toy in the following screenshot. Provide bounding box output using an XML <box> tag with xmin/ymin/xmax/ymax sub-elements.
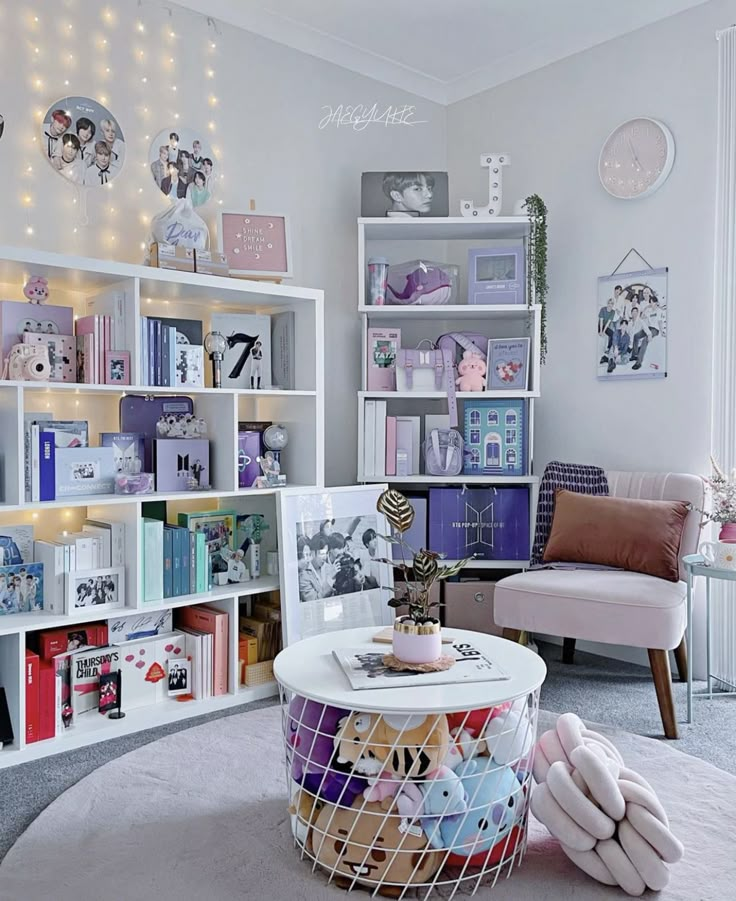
<box><xmin>333</xmin><ymin>711</ymin><xmax>387</xmax><ymax>777</ymax></box>
<box><xmin>23</xmin><ymin>275</ymin><xmax>49</xmax><ymax>304</ymax></box>
<box><xmin>309</xmin><ymin>798</ymin><xmax>443</xmax><ymax>895</ymax></box>
<box><xmin>482</xmin><ymin>700</ymin><xmax>534</xmax><ymax>766</ymax></box>
<box><xmin>335</xmin><ymin>711</ymin><xmax>450</xmax><ymax>781</ymax></box>
<box><xmin>431</xmin><ymin>758</ymin><xmax>525</xmax><ymax>865</ymax></box>
<box><xmin>531</xmin><ymin>713</ymin><xmax>683</xmax><ymax>896</ymax></box>
<box><xmin>446</xmin><ymin>703</ymin><xmax>511</xmax><ymax>736</ymax></box>
<box><xmin>288</xmin><ymin>785</ymin><xmax>324</xmax><ymax>845</ymax></box>
<box><xmin>455</xmin><ymin>350</ymin><xmax>486</xmax><ymax>391</ymax></box>
<box><xmin>393</xmin><ymin>765</ymin><xmax>468</xmax><ymax>847</ymax></box>
<box><xmin>288</xmin><ymin>696</ymin><xmax>367</xmax><ymax>805</ymax></box>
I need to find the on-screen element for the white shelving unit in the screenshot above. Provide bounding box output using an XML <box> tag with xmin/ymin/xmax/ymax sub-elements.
<box><xmin>357</xmin><ymin>216</ymin><xmax>540</xmax><ymax>570</ymax></box>
<box><xmin>0</xmin><ymin>246</ymin><xmax>324</xmax><ymax>769</ymax></box>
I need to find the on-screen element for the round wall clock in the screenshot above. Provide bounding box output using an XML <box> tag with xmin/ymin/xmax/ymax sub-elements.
<box><xmin>598</xmin><ymin>117</ymin><xmax>675</xmax><ymax>200</ymax></box>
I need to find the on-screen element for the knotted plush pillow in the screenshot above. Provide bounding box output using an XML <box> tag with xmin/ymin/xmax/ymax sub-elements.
<box><xmin>531</xmin><ymin>713</ymin><xmax>683</xmax><ymax>897</ymax></box>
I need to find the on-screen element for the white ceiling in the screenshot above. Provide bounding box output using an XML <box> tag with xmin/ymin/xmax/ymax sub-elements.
<box><xmin>175</xmin><ymin>0</ymin><xmax>710</xmax><ymax>104</ymax></box>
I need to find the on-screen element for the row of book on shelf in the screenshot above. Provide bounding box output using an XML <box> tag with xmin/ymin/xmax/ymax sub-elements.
<box><xmin>0</xmin><ymin>296</ymin><xmax>128</xmax><ymax>385</ymax></box>
<box><xmin>363</xmin><ymin>399</ymin><xmax>528</xmax><ymax>478</ymax></box>
<box><xmin>142</xmin><ymin>509</ymin><xmax>269</xmax><ymax>603</ymax></box>
<box><xmin>21</xmin><ymin>590</ymin><xmax>283</xmax><ymax>745</ymax></box>
<box><xmin>0</xmin><ymin>519</ymin><xmax>123</xmax><ymax>617</ymax></box>
<box><xmin>139</xmin><ymin>310</ymin><xmax>296</xmax><ymax>390</ymax></box>
<box><xmin>0</xmin><ymin>300</ymin><xmax>297</xmax><ymax>391</ymax></box>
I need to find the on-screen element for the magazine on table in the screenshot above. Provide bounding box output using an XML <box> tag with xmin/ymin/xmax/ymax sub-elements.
<box><xmin>332</xmin><ymin>640</ymin><xmax>509</xmax><ymax>690</ymax></box>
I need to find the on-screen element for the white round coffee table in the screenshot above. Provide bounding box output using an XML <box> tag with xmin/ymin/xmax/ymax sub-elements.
<box><xmin>275</xmin><ymin>627</ymin><xmax>546</xmax><ymax>899</ymax></box>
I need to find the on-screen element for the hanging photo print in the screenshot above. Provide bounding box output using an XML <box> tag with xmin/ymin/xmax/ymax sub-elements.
<box><xmin>149</xmin><ymin>127</ymin><xmax>217</xmax><ymax>208</ymax></box>
<box><xmin>597</xmin><ymin>267</ymin><xmax>668</xmax><ymax>380</ymax></box>
<box><xmin>40</xmin><ymin>97</ymin><xmax>125</xmax><ymax>187</ymax></box>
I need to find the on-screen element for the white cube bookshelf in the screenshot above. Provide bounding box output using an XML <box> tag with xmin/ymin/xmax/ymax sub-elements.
<box><xmin>0</xmin><ymin>245</ymin><xmax>324</xmax><ymax>768</ymax></box>
<box><xmin>356</xmin><ymin>216</ymin><xmax>541</xmax><ymax>569</ymax></box>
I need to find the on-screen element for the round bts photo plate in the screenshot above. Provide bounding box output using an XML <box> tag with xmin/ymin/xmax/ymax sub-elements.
<box><xmin>40</xmin><ymin>97</ymin><xmax>125</xmax><ymax>187</ymax></box>
<box><xmin>149</xmin><ymin>127</ymin><xmax>217</xmax><ymax>208</ymax></box>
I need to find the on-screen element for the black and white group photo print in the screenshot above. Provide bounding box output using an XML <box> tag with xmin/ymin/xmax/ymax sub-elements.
<box><xmin>361</xmin><ymin>171</ymin><xmax>449</xmax><ymax>218</ymax></box>
<box><xmin>295</xmin><ymin>515</ymin><xmax>384</xmax><ymax>603</ymax></box>
<box><xmin>597</xmin><ymin>268</ymin><xmax>668</xmax><ymax>380</ymax></box>
<box><xmin>41</xmin><ymin>96</ymin><xmax>125</xmax><ymax>186</ymax></box>
<box><xmin>69</xmin><ymin>567</ymin><xmax>124</xmax><ymax>613</ymax></box>
<box><xmin>149</xmin><ymin>127</ymin><xmax>216</xmax><ymax>208</ymax></box>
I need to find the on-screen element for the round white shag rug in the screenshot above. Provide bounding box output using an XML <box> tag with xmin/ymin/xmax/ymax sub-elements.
<box><xmin>1</xmin><ymin>707</ymin><xmax>734</xmax><ymax>901</ymax></box>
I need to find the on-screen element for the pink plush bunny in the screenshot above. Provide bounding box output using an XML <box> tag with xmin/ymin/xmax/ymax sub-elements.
<box><xmin>23</xmin><ymin>275</ymin><xmax>49</xmax><ymax>305</ymax></box>
<box><xmin>456</xmin><ymin>350</ymin><xmax>486</xmax><ymax>391</ymax></box>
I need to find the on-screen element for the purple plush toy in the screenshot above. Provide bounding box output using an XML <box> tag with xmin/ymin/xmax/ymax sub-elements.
<box><xmin>386</xmin><ymin>260</ymin><xmax>454</xmax><ymax>306</ymax></box>
<box><xmin>287</xmin><ymin>695</ymin><xmax>367</xmax><ymax>806</ymax></box>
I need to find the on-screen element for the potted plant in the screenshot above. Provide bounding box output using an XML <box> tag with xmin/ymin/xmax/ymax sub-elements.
<box><xmin>703</xmin><ymin>457</ymin><xmax>736</xmax><ymax>542</ymax></box>
<box><xmin>377</xmin><ymin>488</ymin><xmax>473</xmax><ymax>664</ymax></box>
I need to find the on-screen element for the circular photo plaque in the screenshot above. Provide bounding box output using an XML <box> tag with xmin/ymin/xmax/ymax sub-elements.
<box><xmin>149</xmin><ymin>127</ymin><xmax>217</xmax><ymax>208</ymax></box>
<box><xmin>40</xmin><ymin>96</ymin><xmax>125</xmax><ymax>187</ymax></box>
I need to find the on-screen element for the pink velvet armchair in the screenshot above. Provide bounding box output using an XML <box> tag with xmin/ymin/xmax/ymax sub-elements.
<box><xmin>494</xmin><ymin>471</ymin><xmax>704</xmax><ymax>739</ymax></box>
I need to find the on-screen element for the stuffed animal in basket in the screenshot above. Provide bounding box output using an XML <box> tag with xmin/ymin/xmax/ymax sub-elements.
<box><xmin>432</xmin><ymin>758</ymin><xmax>525</xmax><ymax>866</ymax></box>
<box><xmin>288</xmin><ymin>696</ymin><xmax>367</xmax><ymax>805</ymax></box>
<box><xmin>390</xmin><ymin>764</ymin><xmax>468</xmax><ymax>847</ymax></box>
<box><xmin>482</xmin><ymin>701</ymin><xmax>534</xmax><ymax>766</ymax></box>
<box><xmin>309</xmin><ymin>798</ymin><xmax>443</xmax><ymax>895</ymax></box>
<box><xmin>335</xmin><ymin>711</ymin><xmax>450</xmax><ymax>781</ymax></box>
<box><xmin>455</xmin><ymin>351</ymin><xmax>486</xmax><ymax>391</ymax></box>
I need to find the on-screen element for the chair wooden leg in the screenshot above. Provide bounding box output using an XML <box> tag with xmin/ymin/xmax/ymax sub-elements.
<box><xmin>648</xmin><ymin>648</ymin><xmax>679</xmax><ymax>739</ymax></box>
<box><xmin>673</xmin><ymin>636</ymin><xmax>688</xmax><ymax>683</ymax></box>
<box><xmin>562</xmin><ymin>638</ymin><xmax>576</xmax><ymax>665</ymax></box>
<box><xmin>502</xmin><ymin>628</ymin><xmax>522</xmax><ymax>644</ymax></box>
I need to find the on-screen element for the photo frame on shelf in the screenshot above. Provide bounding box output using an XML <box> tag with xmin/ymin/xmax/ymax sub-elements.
<box><xmin>276</xmin><ymin>485</ymin><xmax>394</xmax><ymax>646</ymax></box>
<box><xmin>66</xmin><ymin>567</ymin><xmax>125</xmax><ymax>616</ymax></box>
<box><xmin>468</xmin><ymin>245</ymin><xmax>525</xmax><ymax>305</ymax></box>
<box><xmin>218</xmin><ymin>212</ymin><xmax>292</xmax><ymax>278</ymax></box>
<box><xmin>105</xmin><ymin>350</ymin><xmax>130</xmax><ymax>386</ymax></box>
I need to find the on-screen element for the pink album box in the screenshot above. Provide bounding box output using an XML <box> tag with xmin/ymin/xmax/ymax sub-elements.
<box><xmin>0</xmin><ymin>300</ymin><xmax>74</xmax><ymax>370</ymax></box>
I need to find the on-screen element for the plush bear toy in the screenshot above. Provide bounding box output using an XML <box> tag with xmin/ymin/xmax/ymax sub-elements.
<box><xmin>482</xmin><ymin>700</ymin><xmax>534</xmax><ymax>767</ymax></box>
<box><xmin>23</xmin><ymin>275</ymin><xmax>49</xmax><ymax>304</ymax></box>
<box><xmin>455</xmin><ymin>350</ymin><xmax>486</xmax><ymax>391</ymax></box>
<box><xmin>309</xmin><ymin>798</ymin><xmax>443</xmax><ymax>894</ymax></box>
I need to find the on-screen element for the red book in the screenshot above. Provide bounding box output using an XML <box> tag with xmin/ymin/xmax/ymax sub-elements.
<box><xmin>39</xmin><ymin>661</ymin><xmax>56</xmax><ymax>741</ymax></box>
<box><xmin>25</xmin><ymin>649</ymin><xmax>40</xmax><ymax>745</ymax></box>
<box><xmin>178</xmin><ymin>606</ymin><xmax>229</xmax><ymax>696</ymax></box>
<box><xmin>38</xmin><ymin>623</ymin><xmax>108</xmax><ymax>661</ymax></box>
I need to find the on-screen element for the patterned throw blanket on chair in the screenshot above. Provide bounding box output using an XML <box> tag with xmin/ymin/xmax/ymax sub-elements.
<box><xmin>531</xmin><ymin>461</ymin><xmax>610</xmax><ymax>565</ymax></box>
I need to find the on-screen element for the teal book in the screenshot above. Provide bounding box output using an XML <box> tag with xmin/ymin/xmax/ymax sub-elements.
<box><xmin>195</xmin><ymin>532</ymin><xmax>206</xmax><ymax>593</ymax></box>
<box><xmin>189</xmin><ymin>531</ymin><xmax>197</xmax><ymax>596</ymax></box>
<box><xmin>163</xmin><ymin>528</ymin><xmax>173</xmax><ymax>599</ymax></box>
<box><xmin>181</xmin><ymin>527</ymin><xmax>191</xmax><ymax>595</ymax></box>
<box><xmin>171</xmin><ymin>527</ymin><xmax>182</xmax><ymax>597</ymax></box>
<box><xmin>142</xmin><ymin>519</ymin><xmax>163</xmax><ymax>603</ymax></box>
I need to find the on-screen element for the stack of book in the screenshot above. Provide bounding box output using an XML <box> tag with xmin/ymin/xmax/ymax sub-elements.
<box><xmin>140</xmin><ymin>315</ymin><xmax>205</xmax><ymax>388</ymax></box>
<box><xmin>239</xmin><ymin>592</ymin><xmax>281</xmax><ymax>685</ymax></box>
<box><xmin>363</xmin><ymin>402</ymin><xmax>420</xmax><ymax>478</ymax></box>
<box><xmin>25</xmin><ymin>606</ymin><xmax>230</xmax><ymax>740</ymax></box>
<box><xmin>34</xmin><ymin>517</ymin><xmax>125</xmax><ymax>614</ymax></box>
<box><xmin>141</xmin><ymin>518</ymin><xmax>207</xmax><ymax>603</ymax></box>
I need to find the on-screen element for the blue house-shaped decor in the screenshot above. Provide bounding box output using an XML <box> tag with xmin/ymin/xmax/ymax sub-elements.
<box><xmin>463</xmin><ymin>398</ymin><xmax>526</xmax><ymax>476</ymax></box>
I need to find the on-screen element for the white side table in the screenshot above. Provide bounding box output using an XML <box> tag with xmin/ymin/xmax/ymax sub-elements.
<box><xmin>684</xmin><ymin>553</ymin><xmax>736</xmax><ymax>723</ymax></box>
<box><xmin>274</xmin><ymin>627</ymin><xmax>546</xmax><ymax>899</ymax></box>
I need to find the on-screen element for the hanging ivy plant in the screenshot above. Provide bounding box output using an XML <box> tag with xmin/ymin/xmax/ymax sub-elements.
<box><xmin>524</xmin><ymin>194</ymin><xmax>549</xmax><ymax>363</ymax></box>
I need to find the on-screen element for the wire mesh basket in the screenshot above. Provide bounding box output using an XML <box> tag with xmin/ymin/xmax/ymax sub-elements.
<box><xmin>279</xmin><ymin>686</ymin><xmax>541</xmax><ymax>899</ymax></box>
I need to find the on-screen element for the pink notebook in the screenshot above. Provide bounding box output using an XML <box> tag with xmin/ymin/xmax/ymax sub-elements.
<box><xmin>178</xmin><ymin>605</ymin><xmax>229</xmax><ymax>696</ymax></box>
<box><xmin>386</xmin><ymin>416</ymin><xmax>397</xmax><ymax>476</ymax></box>
<box><xmin>75</xmin><ymin>316</ymin><xmax>98</xmax><ymax>383</ymax></box>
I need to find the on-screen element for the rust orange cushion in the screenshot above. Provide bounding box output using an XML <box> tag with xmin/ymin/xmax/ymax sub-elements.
<box><xmin>542</xmin><ymin>490</ymin><xmax>690</xmax><ymax>582</ymax></box>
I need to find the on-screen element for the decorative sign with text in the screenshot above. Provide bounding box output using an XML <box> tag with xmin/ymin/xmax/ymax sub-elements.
<box><xmin>218</xmin><ymin>212</ymin><xmax>292</xmax><ymax>278</ymax></box>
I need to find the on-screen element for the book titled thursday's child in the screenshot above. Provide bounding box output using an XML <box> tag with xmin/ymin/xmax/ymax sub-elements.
<box><xmin>332</xmin><ymin>641</ymin><xmax>509</xmax><ymax>690</ymax></box>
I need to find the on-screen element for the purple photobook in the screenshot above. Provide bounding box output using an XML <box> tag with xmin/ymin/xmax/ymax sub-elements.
<box><xmin>238</xmin><ymin>431</ymin><xmax>262</xmax><ymax>488</ymax></box>
<box><xmin>429</xmin><ymin>487</ymin><xmax>530</xmax><ymax>561</ymax></box>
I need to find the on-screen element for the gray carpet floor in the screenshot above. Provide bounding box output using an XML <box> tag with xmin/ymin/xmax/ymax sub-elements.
<box><xmin>1</xmin><ymin>642</ymin><xmax>734</xmax><ymax>865</ymax></box>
